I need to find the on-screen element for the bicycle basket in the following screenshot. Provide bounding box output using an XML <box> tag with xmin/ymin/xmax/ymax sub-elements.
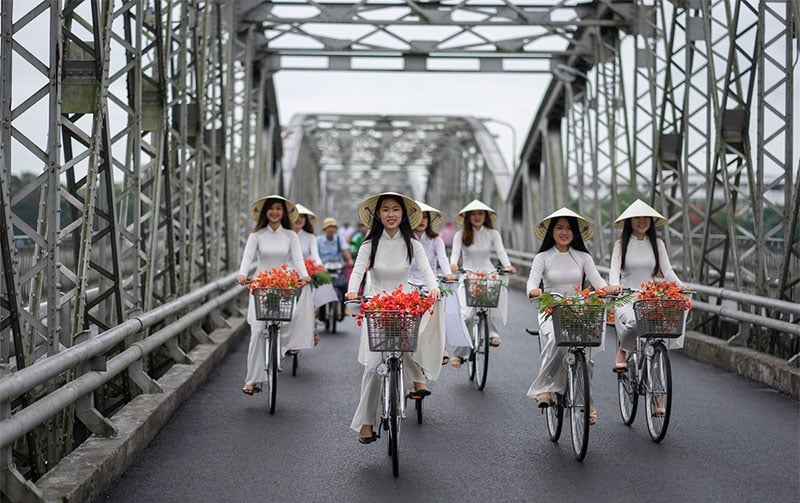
<box><xmin>364</xmin><ymin>310</ymin><xmax>421</xmax><ymax>352</ymax></box>
<box><xmin>464</xmin><ymin>278</ymin><xmax>502</xmax><ymax>308</ymax></box>
<box><xmin>252</xmin><ymin>287</ymin><xmax>296</xmax><ymax>321</ymax></box>
<box><xmin>633</xmin><ymin>299</ymin><xmax>687</xmax><ymax>338</ymax></box>
<box><xmin>551</xmin><ymin>303</ymin><xmax>606</xmax><ymax>347</ymax></box>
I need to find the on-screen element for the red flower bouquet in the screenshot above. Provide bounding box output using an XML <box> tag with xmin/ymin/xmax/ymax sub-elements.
<box><xmin>248</xmin><ymin>264</ymin><xmax>304</xmax><ymax>291</ymax></box>
<box><xmin>248</xmin><ymin>265</ymin><xmax>304</xmax><ymax>321</ymax></box>
<box><xmin>633</xmin><ymin>280</ymin><xmax>691</xmax><ymax>337</ymax></box>
<box><xmin>304</xmin><ymin>258</ymin><xmax>331</xmax><ymax>287</ymax></box>
<box><xmin>357</xmin><ymin>285</ymin><xmax>436</xmax><ymax>352</ymax></box>
<box><xmin>463</xmin><ymin>270</ymin><xmax>504</xmax><ymax>308</ymax></box>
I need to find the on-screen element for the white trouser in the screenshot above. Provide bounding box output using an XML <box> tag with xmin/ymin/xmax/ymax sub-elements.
<box><xmin>614</xmin><ymin>303</ymin><xmax>637</xmax><ymax>353</ymax></box>
<box><xmin>527</xmin><ymin>315</ymin><xmax>595</xmax><ymax>398</ymax></box>
<box><xmin>350</xmin><ymin>350</ymin><xmax>425</xmax><ymax>432</ymax></box>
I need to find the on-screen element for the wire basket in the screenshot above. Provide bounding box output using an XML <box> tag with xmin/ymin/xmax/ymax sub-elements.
<box><xmin>364</xmin><ymin>310</ymin><xmax>421</xmax><ymax>352</ymax></box>
<box><xmin>551</xmin><ymin>303</ymin><xmax>606</xmax><ymax>347</ymax></box>
<box><xmin>464</xmin><ymin>278</ymin><xmax>502</xmax><ymax>308</ymax></box>
<box><xmin>634</xmin><ymin>299</ymin><xmax>688</xmax><ymax>338</ymax></box>
<box><xmin>252</xmin><ymin>287</ymin><xmax>296</xmax><ymax>321</ymax></box>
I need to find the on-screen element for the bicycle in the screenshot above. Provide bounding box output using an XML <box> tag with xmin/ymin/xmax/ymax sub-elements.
<box><xmin>461</xmin><ymin>268</ymin><xmax>507</xmax><ymax>391</ymax></box>
<box><xmin>320</xmin><ymin>261</ymin><xmax>346</xmax><ymax>333</ymax></box>
<box><xmin>348</xmin><ymin>299</ymin><xmax>423</xmax><ymax>477</ymax></box>
<box><xmin>616</xmin><ymin>292</ymin><xmax>692</xmax><ymax>442</ymax></box>
<box><xmin>527</xmin><ymin>292</ymin><xmax>606</xmax><ymax>461</ymax></box>
<box><xmin>251</xmin><ymin>285</ymin><xmax>300</xmax><ymax>414</ymax></box>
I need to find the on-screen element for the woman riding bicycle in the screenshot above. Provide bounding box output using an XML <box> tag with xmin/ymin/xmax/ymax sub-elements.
<box><xmin>291</xmin><ymin>203</ymin><xmax>323</xmax><ymax>347</ymax></box>
<box><xmin>345</xmin><ymin>192</ymin><xmax>442</xmax><ymax>444</ymax></box>
<box><xmin>448</xmin><ymin>200</ymin><xmax>516</xmax><ymax>367</ymax></box>
<box><xmin>236</xmin><ymin>195</ymin><xmax>311</xmax><ymax>396</ymax></box>
<box><xmin>526</xmin><ymin>207</ymin><xmax>616</xmax><ymax>423</ymax></box>
<box><xmin>410</xmin><ymin>201</ymin><xmax>460</xmax><ymax>367</ymax></box>
<box><xmin>608</xmin><ymin>199</ymin><xmax>684</xmax><ymax>373</ymax></box>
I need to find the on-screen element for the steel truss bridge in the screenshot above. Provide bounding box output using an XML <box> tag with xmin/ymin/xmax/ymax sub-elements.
<box><xmin>0</xmin><ymin>1</ymin><xmax>798</xmax><ymax>500</ymax></box>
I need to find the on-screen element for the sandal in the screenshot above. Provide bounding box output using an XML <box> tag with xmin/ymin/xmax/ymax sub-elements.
<box><xmin>450</xmin><ymin>356</ymin><xmax>462</xmax><ymax>370</ymax></box>
<box><xmin>489</xmin><ymin>336</ymin><xmax>501</xmax><ymax>347</ymax></box>
<box><xmin>589</xmin><ymin>406</ymin><xmax>598</xmax><ymax>425</ymax></box>
<box><xmin>442</xmin><ymin>351</ymin><xmax>450</xmax><ymax>366</ymax></box>
<box><xmin>286</xmin><ymin>349</ymin><xmax>300</xmax><ymax>356</ymax></box>
<box><xmin>313</xmin><ymin>329</ymin><xmax>319</xmax><ymax>346</ymax></box>
<box><xmin>242</xmin><ymin>384</ymin><xmax>255</xmax><ymax>395</ymax></box>
<box><xmin>536</xmin><ymin>392</ymin><xmax>551</xmax><ymax>408</ymax></box>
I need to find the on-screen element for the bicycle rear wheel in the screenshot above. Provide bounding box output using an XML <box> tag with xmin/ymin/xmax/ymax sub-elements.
<box><xmin>267</xmin><ymin>326</ymin><xmax>278</xmax><ymax>415</ymax></box>
<box><xmin>474</xmin><ymin>313</ymin><xmax>490</xmax><ymax>390</ymax></box>
<box><xmin>644</xmin><ymin>342</ymin><xmax>672</xmax><ymax>443</ymax></box>
<box><xmin>545</xmin><ymin>393</ymin><xmax>563</xmax><ymax>442</ymax></box>
<box><xmin>467</xmin><ymin>321</ymin><xmax>477</xmax><ymax>381</ymax></box>
<box><xmin>617</xmin><ymin>352</ymin><xmax>638</xmax><ymax>425</ymax></box>
<box><xmin>569</xmin><ymin>352</ymin><xmax>590</xmax><ymax>461</ymax></box>
<box><xmin>325</xmin><ymin>302</ymin><xmax>338</xmax><ymax>333</ymax></box>
<box><xmin>415</xmin><ymin>396</ymin><xmax>423</xmax><ymax>424</ymax></box>
<box><xmin>388</xmin><ymin>359</ymin><xmax>400</xmax><ymax>477</ymax></box>
<box><xmin>291</xmin><ymin>352</ymin><xmax>298</xmax><ymax>377</ymax></box>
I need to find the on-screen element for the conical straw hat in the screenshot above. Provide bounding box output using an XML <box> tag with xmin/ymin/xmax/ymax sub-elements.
<box><xmin>357</xmin><ymin>192</ymin><xmax>423</xmax><ymax>229</ymax></box>
<box><xmin>534</xmin><ymin>207</ymin><xmax>594</xmax><ymax>241</ymax></box>
<box><xmin>248</xmin><ymin>195</ymin><xmax>298</xmax><ymax>223</ymax></box>
<box><xmin>415</xmin><ymin>201</ymin><xmax>445</xmax><ymax>229</ymax></box>
<box><xmin>294</xmin><ymin>203</ymin><xmax>317</xmax><ymax>225</ymax></box>
<box><xmin>456</xmin><ymin>199</ymin><xmax>498</xmax><ymax>225</ymax></box>
<box><xmin>613</xmin><ymin>199</ymin><xmax>667</xmax><ymax>228</ymax></box>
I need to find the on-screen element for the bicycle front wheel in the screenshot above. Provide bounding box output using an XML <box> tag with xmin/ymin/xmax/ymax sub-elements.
<box><xmin>267</xmin><ymin>326</ymin><xmax>278</xmax><ymax>415</ymax></box>
<box><xmin>325</xmin><ymin>302</ymin><xmax>338</xmax><ymax>333</ymax></box>
<box><xmin>617</xmin><ymin>352</ymin><xmax>638</xmax><ymax>425</ymax></box>
<box><xmin>644</xmin><ymin>342</ymin><xmax>672</xmax><ymax>443</ymax></box>
<box><xmin>474</xmin><ymin>313</ymin><xmax>490</xmax><ymax>390</ymax></box>
<box><xmin>545</xmin><ymin>393</ymin><xmax>563</xmax><ymax>442</ymax></box>
<box><xmin>388</xmin><ymin>359</ymin><xmax>400</xmax><ymax>477</ymax></box>
<box><xmin>569</xmin><ymin>352</ymin><xmax>590</xmax><ymax>461</ymax></box>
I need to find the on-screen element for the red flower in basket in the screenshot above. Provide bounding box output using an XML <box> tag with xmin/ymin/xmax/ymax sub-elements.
<box><xmin>248</xmin><ymin>264</ymin><xmax>305</xmax><ymax>292</ymax></box>
<box><xmin>355</xmin><ymin>285</ymin><xmax>436</xmax><ymax>327</ymax></box>
<box><xmin>637</xmin><ymin>280</ymin><xmax>691</xmax><ymax>311</ymax></box>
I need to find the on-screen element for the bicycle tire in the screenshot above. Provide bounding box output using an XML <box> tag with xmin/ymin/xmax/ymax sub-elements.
<box><xmin>388</xmin><ymin>358</ymin><xmax>400</xmax><ymax>477</ymax></box>
<box><xmin>267</xmin><ymin>325</ymin><xmax>278</xmax><ymax>415</ymax></box>
<box><xmin>569</xmin><ymin>351</ymin><xmax>590</xmax><ymax>461</ymax></box>
<box><xmin>645</xmin><ymin>342</ymin><xmax>672</xmax><ymax>443</ymax></box>
<box><xmin>467</xmin><ymin>320</ymin><xmax>478</xmax><ymax>381</ymax></box>
<box><xmin>545</xmin><ymin>393</ymin><xmax>563</xmax><ymax>442</ymax></box>
<box><xmin>474</xmin><ymin>312</ymin><xmax>490</xmax><ymax>390</ymax></box>
<box><xmin>617</xmin><ymin>352</ymin><xmax>638</xmax><ymax>426</ymax></box>
<box><xmin>291</xmin><ymin>352</ymin><xmax>298</xmax><ymax>377</ymax></box>
<box><xmin>415</xmin><ymin>396</ymin><xmax>423</xmax><ymax>424</ymax></box>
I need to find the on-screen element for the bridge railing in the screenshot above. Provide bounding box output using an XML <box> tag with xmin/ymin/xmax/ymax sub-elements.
<box><xmin>505</xmin><ymin>249</ymin><xmax>800</xmax><ymax>365</ymax></box>
<box><xmin>0</xmin><ymin>273</ymin><xmax>244</xmax><ymax>501</ymax></box>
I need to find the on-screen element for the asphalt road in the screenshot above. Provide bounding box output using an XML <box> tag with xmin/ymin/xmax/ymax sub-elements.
<box><xmin>103</xmin><ymin>289</ymin><xmax>799</xmax><ymax>502</ymax></box>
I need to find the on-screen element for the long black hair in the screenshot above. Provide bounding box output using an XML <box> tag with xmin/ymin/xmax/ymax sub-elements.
<box><xmin>461</xmin><ymin>211</ymin><xmax>494</xmax><ymax>247</ymax></box>
<box><xmin>538</xmin><ymin>216</ymin><xmax>590</xmax><ymax>253</ymax></box>
<box><xmin>367</xmin><ymin>194</ymin><xmax>415</xmax><ymax>270</ymax></box>
<box><xmin>619</xmin><ymin>217</ymin><xmax>660</xmax><ymax>276</ymax></box>
<box><xmin>422</xmin><ymin>212</ymin><xmax>440</xmax><ymax>239</ymax></box>
<box><xmin>253</xmin><ymin>198</ymin><xmax>292</xmax><ymax>232</ymax></box>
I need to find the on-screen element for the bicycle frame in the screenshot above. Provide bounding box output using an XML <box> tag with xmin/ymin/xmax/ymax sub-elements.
<box><xmin>377</xmin><ymin>352</ymin><xmax>406</xmax><ymax>421</ymax></box>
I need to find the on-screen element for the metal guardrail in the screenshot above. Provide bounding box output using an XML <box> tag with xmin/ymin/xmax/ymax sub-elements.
<box><xmin>0</xmin><ymin>272</ymin><xmax>245</xmax><ymax>499</ymax></box>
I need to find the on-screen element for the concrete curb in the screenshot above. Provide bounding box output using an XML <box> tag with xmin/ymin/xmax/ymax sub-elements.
<box><xmin>680</xmin><ymin>331</ymin><xmax>799</xmax><ymax>400</ymax></box>
<box><xmin>35</xmin><ymin>317</ymin><xmax>248</xmax><ymax>503</ymax></box>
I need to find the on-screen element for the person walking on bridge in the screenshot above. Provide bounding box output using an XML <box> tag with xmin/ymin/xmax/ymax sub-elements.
<box><xmin>449</xmin><ymin>200</ymin><xmax>516</xmax><ymax>363</ymax></box>
<box><xmin>345</xmin><ymin>192</ymin><xmax>442</xmax><ymax>444</ymax></box>
<box><xmin>608</xmin><ymin>199</ymin><xmax>684</xmax><ymax>373</ymax></box>
<box><xmin>526</xmin><ymin>207</ymin><xmax>616</xmax><ymax>424</ymax></box>
<box><xmin>237</xmin><ymin>195</ymin><xmax>311</xmax><ymax>396</ymax></box>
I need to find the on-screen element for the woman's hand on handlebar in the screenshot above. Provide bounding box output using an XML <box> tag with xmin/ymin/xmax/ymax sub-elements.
<box><xmin>505</xmin><ymin>265</ymin><xmax>517</xmax><ymax>275</ymax></box>
<box><xmin>428</xmin><ymin>287</ymin><xmax>441</xmax><ymax>301</ymax></box>
<box><xmin>237</xmin><ymin>274</ymin><xmax>248</xmax><ymax>286</ymax></box>
<box><xmin>603</xmin><ymin>285</ymin><xmax>623</xmax><ymax>295</ymax></box>
<box><xmin>528</xmin><ymin>287</ymin><xmax>542</xmax><ymax>298</ymax></box>
<box><xmin>345</xmin><ymin>291</ymin><xmax>359</xmax><ymax>301</ymax></box>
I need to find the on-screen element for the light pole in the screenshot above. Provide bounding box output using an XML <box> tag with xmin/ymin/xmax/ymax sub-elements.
<box><xmin>479</xmin><ymin>117</ymin><xmax>518</xmax><ymax>170</ymax></box>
